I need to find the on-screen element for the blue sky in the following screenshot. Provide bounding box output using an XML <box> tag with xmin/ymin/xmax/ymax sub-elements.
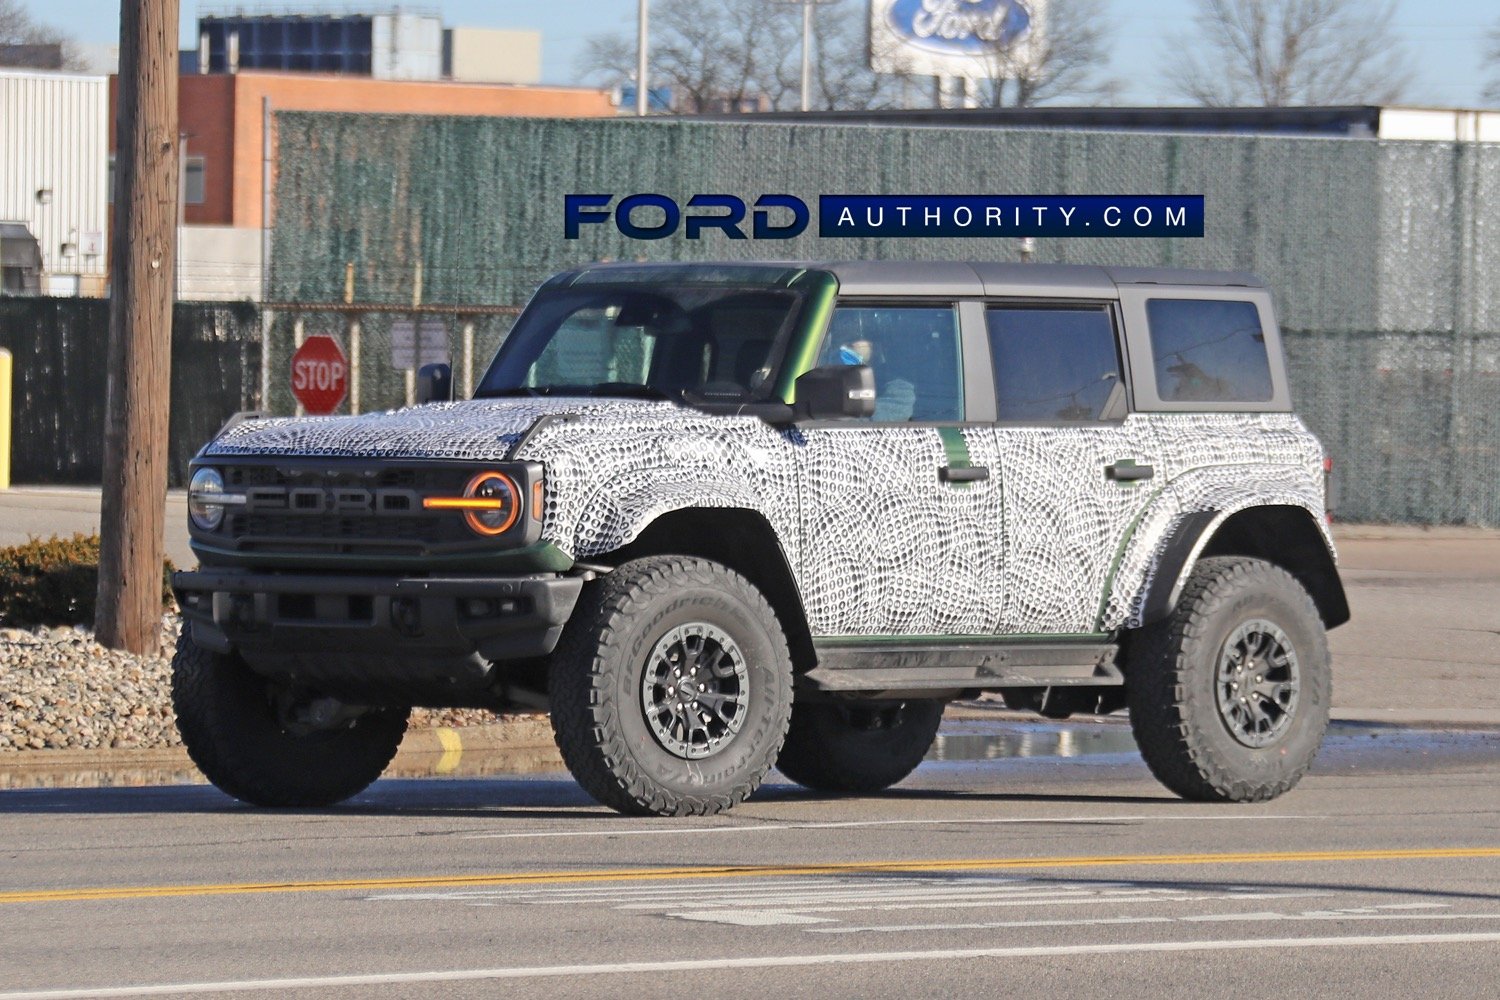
<box><xmin>28</xmin><ymin>0</ymin><xmax>1499</xmax><ymax>106</ymax></box>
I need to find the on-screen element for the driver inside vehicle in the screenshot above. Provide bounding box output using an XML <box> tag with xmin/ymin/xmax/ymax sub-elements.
<box><xmin>837</xmin><ymin>336</ymin><xmax>915</xmax><ymax>421</ymax></box>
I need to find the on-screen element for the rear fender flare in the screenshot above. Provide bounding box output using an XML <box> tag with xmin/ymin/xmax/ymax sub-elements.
<box><xmin>1103</xmin><ymin>465</ymin><xmax>1337</xmax><ymax>631</ymax></box>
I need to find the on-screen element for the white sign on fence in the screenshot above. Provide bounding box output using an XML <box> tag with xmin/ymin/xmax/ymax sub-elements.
<box><xmin>390</xmin><ymin>318</ymin><xmax>450</xmax><ymax>370</ymax></box>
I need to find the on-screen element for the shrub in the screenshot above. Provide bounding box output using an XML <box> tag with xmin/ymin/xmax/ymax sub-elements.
<box><xmin>0</xmin><ymin>534</ymin><xmax>174</xmax><ymax>629</ymax></box>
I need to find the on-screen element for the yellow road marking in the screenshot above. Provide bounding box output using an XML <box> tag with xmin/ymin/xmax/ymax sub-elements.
<box><xmin>433</xmin><ymin>727</ymin><xmax>463</xmax><ymax>775</ymax></box>
<box><xmin>2</xmin><ymin>847</ymin><xmax>1498</xmax><ymax>906</ymax></box>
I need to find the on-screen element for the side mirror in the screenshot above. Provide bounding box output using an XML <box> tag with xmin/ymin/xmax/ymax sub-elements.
<box><xmin>793</xmin><ymin>364</ymin><xmax>876</xmax><ymax>420</ymax></box>
<box><xmin>416</xmin><ymin>362</ymin><xmax>452</xmax><ymax>405</ymax></box>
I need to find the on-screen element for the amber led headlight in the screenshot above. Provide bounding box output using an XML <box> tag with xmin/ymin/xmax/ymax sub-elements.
<box><xmin>423</xmin><ymin>470</ymin><xmax>521</xmax><ymax>536</ymax></box>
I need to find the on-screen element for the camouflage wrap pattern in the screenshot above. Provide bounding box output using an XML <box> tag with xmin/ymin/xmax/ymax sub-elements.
<box><xmin>206</xmin><ymin>401</ymin><xmax>1331</xmax><ymax>637</ymax></box>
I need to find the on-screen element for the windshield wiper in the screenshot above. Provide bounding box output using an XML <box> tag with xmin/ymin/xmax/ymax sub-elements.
<box><xmin>584</xmin><ymin>383</ymin><xmax>671</xmax><ymax>400</ymax></box>
<box><xmin>477</xmin><ymin>383</ymin><xmax>672</xmax><ymax>401</ymax></box>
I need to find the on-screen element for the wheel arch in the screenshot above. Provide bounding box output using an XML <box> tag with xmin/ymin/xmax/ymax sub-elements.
<box><xmin>604</xmin><ymin>506</ymin><xmax>816</xmax><ymax>675</ymax></box>
<box><xmin>1140</xmin><ymin>504</ymin><xmax>1349</xmax><ymax>630</ymax></box>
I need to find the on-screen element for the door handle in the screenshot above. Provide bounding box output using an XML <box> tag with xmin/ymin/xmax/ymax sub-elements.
<box><xmin>940</xmin><ymin>465</ymin><xmax>990</xmax><ymax>483</ymax></box>
<box><xmin>1106</xmin><ymin>460</ymin><xmax>1155</xmax><ymax>482</ymax></box>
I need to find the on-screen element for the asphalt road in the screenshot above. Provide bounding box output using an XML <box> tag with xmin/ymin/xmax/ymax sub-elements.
<box><xmin>1</xmin><ymin>719</ymin><xmax>1497</xmax><ymax>999</ymax></box>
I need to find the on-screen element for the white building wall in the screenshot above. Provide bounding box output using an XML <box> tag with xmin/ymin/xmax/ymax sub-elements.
<box><xmin>0</xmin><ymin>70</ymin><xmax>109</xmax><ymax>289</ymax></box>
<box><xmin>1378</xmin><ymin>108</ymin><xmax>1500</xmax><ymax>143</ymax></box>
<box><xmin>372</xmin><ymin>13</ymin><xmax>443</xmax><ymax>80</ymax></box>
<box><xmin>177</xmin><ymin>225</ymin><xmax>262</xmax><ymax>302</ymax></box>
<box><xmin>445</xmin><ymin>28</ymin><xmax>542</xmax><ymax>85</ymax></box>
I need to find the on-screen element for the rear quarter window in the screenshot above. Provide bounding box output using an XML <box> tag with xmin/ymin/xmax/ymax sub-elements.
<box><xmin>1146</xmin><ymin>299</ymin><xmax>1273</xmax><ymax>403</ymax></box>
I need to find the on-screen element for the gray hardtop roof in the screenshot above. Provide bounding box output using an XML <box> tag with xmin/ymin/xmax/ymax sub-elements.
<box><xmin>560</xmin><ymin>260</ymin><xmax>1265</xmax><ymax>298</ymax></box>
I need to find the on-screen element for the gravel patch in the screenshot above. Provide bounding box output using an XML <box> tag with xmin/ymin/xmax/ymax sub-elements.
<box><xmin>0</xmin><ymin>616</ymin><xmax>504</xmax><ymax>753</ymax></box>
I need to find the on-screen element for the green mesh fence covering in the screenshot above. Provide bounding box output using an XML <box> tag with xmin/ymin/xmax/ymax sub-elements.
<box><xmin>270</xmin><ymin>113</ymin><xmax>1500</xmax><ymax>525</ymax></box>
<box><xmin>0</xmin><ymin>298</ymin><xmax>261</xmax><ymax>486</ymax></box>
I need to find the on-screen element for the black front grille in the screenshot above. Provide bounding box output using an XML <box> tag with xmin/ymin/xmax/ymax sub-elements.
<box><xmin>229</xmin><ymin>512</ymin><xmax>474</xmax><ymax>544</ymax></box>
<box><xmin>215</xmin><ymin>464</ymin><xmax>482</xmax><ymax>550</ymax></box>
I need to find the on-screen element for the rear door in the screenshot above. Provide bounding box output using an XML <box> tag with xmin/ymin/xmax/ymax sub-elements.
<box><xmin>985</xmin><ymin>302</ymin><xmax>1161</xmax><ymax>635</ymax></box>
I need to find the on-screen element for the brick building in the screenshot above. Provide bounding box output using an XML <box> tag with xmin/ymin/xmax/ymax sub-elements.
<box><xmin>108</xmin><ymin>71</ymin><xmax>613</xmax><ymax>299</ymax></box>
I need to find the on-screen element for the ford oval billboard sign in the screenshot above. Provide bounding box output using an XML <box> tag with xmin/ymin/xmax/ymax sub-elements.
<box><xmin>870</xmin><ymin>0</ymin><xmax>1039</xmax><ymax>79</ymax></box>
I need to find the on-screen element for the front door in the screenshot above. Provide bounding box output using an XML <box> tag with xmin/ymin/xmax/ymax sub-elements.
<box><xmin>985</xmin><ymin>302</ymin><xmax>1161</xmax><ymax>635</ymax></box>
<box><xmin>794</xmin><ymin>300</ymin><xmax>1005</xmax><ymax>638</ymax></box>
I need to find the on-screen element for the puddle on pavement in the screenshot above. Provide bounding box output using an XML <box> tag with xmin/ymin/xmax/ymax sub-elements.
<box><xmin>928</xmin><ymin>722</ymin><xmax>1139</xmax><ymax>762</ymax></box>
<box><xmin>926</xmin><ymin>718</ymin><xmax>1500</xmax><ymax>767</ymax></box>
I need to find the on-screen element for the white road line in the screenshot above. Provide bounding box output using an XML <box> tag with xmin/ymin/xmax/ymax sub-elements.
<box><xmin>458</xmin><ymin>814</ymin><xmax>1317</xmax><ymax>841</ymax></box>
<box><xmin>368</xmin><ymin>876</ymin><xmax>863</xmax><ymax>902</ymax></box>
<box><xmin>621</xmin><ymin>893</ymin><xmax>1182</xmax><ymax>917</ymax></box>
<box><xmin>812</xmin><ymin>910</ymin><xmax>1496</xmax><ymax>935</ymax></box>
<box><xmin>662</xmin><ymin>891</ymin><xmax>1325</xmax><ymax>923</ymax></box>
<box><xmin>6</xmin><ymin>933</ymin><xmax>1500</xmax><ymax>999</ymax></box>
<box><xmin>811</xmin><ymin>916</ymin><xmax>1181</xmax><ymax>934</ymax></box>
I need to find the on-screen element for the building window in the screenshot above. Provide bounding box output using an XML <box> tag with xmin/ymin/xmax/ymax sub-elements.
<box><xmin>108</xmin><ymin>155</ymin><xmax>206</xmax><ymax>205</ymax></box>
<box><xmin>185</xmin><ymin>157</ymin><xmax>206</xmax><ymax>205</ymax></box>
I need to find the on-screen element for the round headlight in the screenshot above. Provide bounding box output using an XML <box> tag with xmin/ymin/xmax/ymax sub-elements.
<box><xmin>188</xmin><ymin>468</ymin><xmax>225</xmax><ymax>531</ymax></box>
<box><xmin>463</xmin><ymin>471</ymin><xmax>520</xmax><ymax>536</ymax></box>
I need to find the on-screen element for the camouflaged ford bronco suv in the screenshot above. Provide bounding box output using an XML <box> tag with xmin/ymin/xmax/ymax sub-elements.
<box><xmin>173</xmin><ymin>261</ymin><xmax>1348</xmax><ymax>816</ymax></box>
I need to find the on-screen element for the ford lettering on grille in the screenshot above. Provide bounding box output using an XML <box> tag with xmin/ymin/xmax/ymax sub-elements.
<box><xmin>243</xmin><ymin>486</ymin><xmax>423</xmax><ymax>516</ymax></box>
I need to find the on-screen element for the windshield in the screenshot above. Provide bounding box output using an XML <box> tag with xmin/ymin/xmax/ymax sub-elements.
<box><xmin>476</xmin><ymin>284</ymin><xmax>805</xmax><ymax>404</ymax></box>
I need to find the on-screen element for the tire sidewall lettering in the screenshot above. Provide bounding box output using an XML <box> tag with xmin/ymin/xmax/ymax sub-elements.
<box><xmin>605</xmin><ymin>579</ymin><xmax>788</xmax><ymax>795</ymax></box>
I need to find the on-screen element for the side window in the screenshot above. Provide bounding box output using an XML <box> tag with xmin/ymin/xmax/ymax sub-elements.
<box><xmin>1147</xmin><ymin>299</ymin><xmax>1273</xmax><ymax>403</ymax></box>
<box><xmin>818</xmin><ymin>303</ymin><xmax>964</xmax><ymax>421</ymax></box>
<box><xmin>987</xmin><ymin>306</ymin><xmax>1123</xmax><ymax>422</ymax></box>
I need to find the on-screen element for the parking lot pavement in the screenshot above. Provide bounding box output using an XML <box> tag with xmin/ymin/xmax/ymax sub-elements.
<box><xmin>1330</xmin><ymin>527</ymin><xmax>1500</xmax><ymax>723</ymax></box>
<box><xmin>0</xmin><ymin>487</ymin><xmax>192</xmax><ymax>567</ymax></box>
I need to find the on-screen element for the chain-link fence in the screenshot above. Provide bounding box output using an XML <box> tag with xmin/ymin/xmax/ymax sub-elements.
<box><xmin>269</xmin><ymin>112</ymin><xmax>1500</xmax><ymax>525</ymax></box>
<box><xmin>0</xmin><ymin>298</ymin><xmax>261</xmax><ymax>486</ymax></box>
<box><xmin>260</xmin><ymin>305</ymin><xmax>518</xmax><ymax>417</ymax></box>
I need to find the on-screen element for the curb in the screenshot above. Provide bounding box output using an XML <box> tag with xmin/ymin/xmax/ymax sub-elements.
<box><xmin>0</xmin><ymin>717</ymin><xmax>562</xmax><ymax>785</ymax></box>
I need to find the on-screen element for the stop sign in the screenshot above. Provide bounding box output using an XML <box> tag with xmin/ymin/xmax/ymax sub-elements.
<box><xmin>290</xmin><ymin>335</ymin><xmax>348</xmax><ymax>415</ymax></box>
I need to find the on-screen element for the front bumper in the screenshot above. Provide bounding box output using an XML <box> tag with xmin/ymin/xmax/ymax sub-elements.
<box><xmin>174</xmin><ymin>570</ymin><xmax>584</xmax><ymax>704</ymax></box>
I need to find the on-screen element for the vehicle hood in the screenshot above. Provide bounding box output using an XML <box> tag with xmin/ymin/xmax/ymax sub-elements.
<box><xmin>201</xmin><ymin>397</ymin><xmax>700</xmax><ymax>462</ymax></box>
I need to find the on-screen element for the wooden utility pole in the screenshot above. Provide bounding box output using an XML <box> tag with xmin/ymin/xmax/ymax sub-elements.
<box><xmin>97</xmin><ymin>0</ymin><xmax>180</xmax><ymax>654</ymax></box>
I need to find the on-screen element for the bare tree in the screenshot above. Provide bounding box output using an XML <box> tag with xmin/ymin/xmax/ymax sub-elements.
<box><xmin>577</xmin><ymin>0</ymin><xmax>1116</xmax><ymax>113</ymax></box>
<box><xmin>576</xmin><ymin>0</ymin><xmax>786</xmax><ymax>113</ymax></box>
<box><xmin>758</xmin><ymin>1</ymin><xmax>924</xmax><ymax>111</ymax></box>
<box><xmin>971</xmin><ymin>0</ymin><xmax>1121</xmax><ymax>107</ymax></box>
<box><xmin>1164</xmin><ymin>0</ymin><xmax>1413</xmax><ymax>106</ymax></box>
<box><xmin>0</xmin><ymin>0</ymin><xmax>86</xmax><ymax>70</ymax></box>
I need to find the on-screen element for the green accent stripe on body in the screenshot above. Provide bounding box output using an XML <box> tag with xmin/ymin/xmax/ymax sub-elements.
<box><xmin>815</xmin><ymin>633</ymin><xmax>1111</xmax><ymax>647</ymax></box>
<box><xmin>937</xmin><ymin>427</ymin><xmax>971</xmax><ymax>468</ymax></box>
<box><xmin>775</xmin><ymin>270</ymin><xmax>840</xmax><ymax>404</ymax></box>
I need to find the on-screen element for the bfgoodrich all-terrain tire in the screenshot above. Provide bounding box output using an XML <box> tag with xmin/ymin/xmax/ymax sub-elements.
<box><xmin>548</xmin><ymin>556</ymin><xmax>794</xmax><ymax>817</ymax></box>
<box><xmin>776</xmin><ymin>700</ymin><xmax>944</xmax><ymax>793</ymax></box>
<box><xmin>170</xmin><ymin>628</ymin><xmax>409</xmax><ymax>807</ymax></box>
<box><xmin>1126</xmin><ymin>556</ymin><xmax>1331</xmax><ymax>803</ymax></box>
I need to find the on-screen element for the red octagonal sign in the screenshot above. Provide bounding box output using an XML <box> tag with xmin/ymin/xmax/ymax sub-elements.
<box><xmin>290</xmin><ymin>335</ymin><xmax>348</xmax><ymax>415</ymax></box>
